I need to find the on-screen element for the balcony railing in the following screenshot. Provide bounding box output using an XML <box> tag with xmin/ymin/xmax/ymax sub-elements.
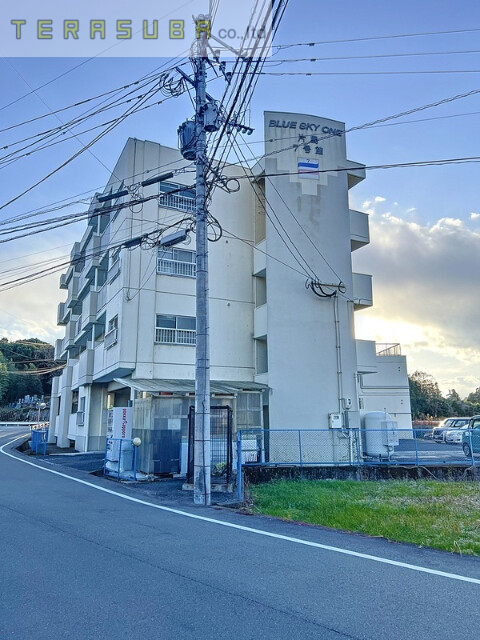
<box><xmin>155</xmin><ymin>328</ymin><xmax>196</xmax><ymax>345</ymax></box>
<box><xmin>159</xmin><ymin>193</ymin><xmax>195</xmax><ymax>213</ymax></box>
<box><xmin>376</xmin><ymin>343</ymin><xmax>401</xmax><ymax>357</ymax></box>
<box><xmin>157</xmin><ymin>258</ymin><xmax>196</xmax><ymax>278</ymax></box>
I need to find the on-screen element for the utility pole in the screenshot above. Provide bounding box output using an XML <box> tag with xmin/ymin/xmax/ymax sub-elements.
<box><xmin>193</xmin><ymin>17</ymin><xmax>211</xmax><ymax>506</ymax></box>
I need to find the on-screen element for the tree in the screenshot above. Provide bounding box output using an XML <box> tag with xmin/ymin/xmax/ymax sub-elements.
<box><xmin>446</xmin><ymin>389</ymin><xmax>471</xmax><ymax>417</ymax></box>
<box><xmin>409</xmin><ymin>371</ymin><xmax>449</xmax><ymax>419</ymax></box>
<box><xmin>0</xmin><ymin>338</ymin><xmax>55</xmax><ymax>400</ymax></box>
<box><xmin>466</xmin><ymin>387</ymin><xmax>480</xmax><ymax>405</ymax></box>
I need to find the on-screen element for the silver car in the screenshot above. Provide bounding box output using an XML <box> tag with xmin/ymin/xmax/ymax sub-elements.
<box><xmin>445</xmin><ymin>424</ymin><xmax>469</xmax><ymax>444</ymax></box>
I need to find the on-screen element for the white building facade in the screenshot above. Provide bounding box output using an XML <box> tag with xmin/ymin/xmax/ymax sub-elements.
<box><xmin>50</xmin><ymin>111</ymin><xmax>411</xmax><ymax>472</ymax></box>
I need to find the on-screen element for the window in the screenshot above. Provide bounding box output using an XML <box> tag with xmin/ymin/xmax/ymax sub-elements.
<box><xmin>159</xmin><ymin>181</ymin><xmax>195</xmax><ymax>213</ymax></box>
<box><xmin>71</xmin><ymin>390</ymin><xmax>79</xmax><ymax>414</ymax></box>
<box><xmin>156</xmin><ymin>315</ymin><xmax>196</xmax><ymax>345</ymax></box>
<box><xmin>157</xmin><ymin>248</ymin><xmax>196</xmax><ymax>278</ymax></box>
<box><xmin>105</xmin><ymin>316</ymin><xmax>118</xmax><ymax>349</ymax></box>
<box><xmin>77</xmin><ymin>396</ymin><xmax>85</xmax><ymax>426</ymax></box>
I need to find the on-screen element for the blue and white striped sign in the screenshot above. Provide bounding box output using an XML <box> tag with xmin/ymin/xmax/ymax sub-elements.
<box><xmin>298</xmin><ymin>158</ymin><xmax>319</xmax><ymax>179</ymax></box>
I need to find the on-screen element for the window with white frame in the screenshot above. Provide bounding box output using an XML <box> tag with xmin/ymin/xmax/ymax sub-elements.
<box><xmin>155</xmin><ymin>315</ymin><xmax>196</xmax><ymax>345</ymax></box>
<box><xmin>159</xmin><ymin>182</ymin><xmax>195</xmax><ymax>213</ymax></box>
<box><xmin>157</xmin><ymin>248</ymin><xmax>196</xmax><ymax>278</ymax></box>
<box><xmin>105</xmin><ymin>315</ymin><xmax>118</xmax><ymax>349</ymax></box>
<box><xmin>77</xmin><ymin>396</ymin><xmax>86</xmax><ymax>426</ymax></box>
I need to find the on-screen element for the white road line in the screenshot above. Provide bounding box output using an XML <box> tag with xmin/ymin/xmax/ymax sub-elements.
<box><xmin>2</xmin><ymin>435</ymin><xmax>480</xmax><ymax>586</ymax></box>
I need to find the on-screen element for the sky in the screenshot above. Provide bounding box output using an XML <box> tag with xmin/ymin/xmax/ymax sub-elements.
<box><xmin>1</xmin><ymin>0</ymin><xmax>480</xmax><ymax>396</ymax></box>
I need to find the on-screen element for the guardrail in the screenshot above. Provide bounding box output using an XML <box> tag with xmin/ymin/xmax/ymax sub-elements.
<box><xmin>236</xmin><ymin>428</ymin><xmax>480</xmax><ymax>501</ymax></box>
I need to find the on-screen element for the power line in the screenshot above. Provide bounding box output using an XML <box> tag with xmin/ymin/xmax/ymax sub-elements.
<box><xmin>259</xmin><ymin>69</ymin><xmax>480</xmax><ymax>76</ymax></box>
<box><xmin>0</xmin><ymin>94</ymin><xmax>166</xmax><ymax>170</ymax></box>
<box><xmin>0</xmin><ymin>157</ymin><xmax>194</xmax><ymax>228</ymax></box>
<box><xmin>228</xmin><ymin>132</ymin><xmax>317</xmax><ymax>280</ymax></box>
<box><xmin>0</xmin><ymin>77</ymin><xmax>162</xmax><ymax>156</ymax></box>
<box><xmin>0</xmin><ymin>71</ymin><xmax>168</xmax><ymax>135</ymax></box>
<box><xmin>237</xmin><ymin>131</ymin><xmax>344</xmax><ymax>283</ymax></box>
<box><xmin>273</xmin><ymin>27</ymin><xmax>480</xmax><ymax>50</ymax></box>
<box><xmin>0</xmin><ymin>0</ymin><xmax>196</xmax><ymax>113</ymax></box>
<box><xmin>5</xmin><ymin>76</ymin><xmax>478</xmax><ymax>230</ymax></box>
<box><xmin>266</xmin><ymin>49</ymin><xmax>480</xmax><ymax>64</ymax></box>
<box><xmin>0</xmin><ymin>83</ymin><xmax>163</xmax><ymax>212</ymax></box>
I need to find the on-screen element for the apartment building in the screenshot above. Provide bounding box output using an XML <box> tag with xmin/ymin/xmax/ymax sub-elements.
<box><xmin>50</xmin><ymin>110</ymin><xmax>412</xmax><ymax>473</ymax></box>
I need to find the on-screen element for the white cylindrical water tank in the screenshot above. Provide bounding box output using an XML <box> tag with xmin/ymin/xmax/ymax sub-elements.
<box><xmin>363</xmin><ymin>411</ymin><xmax>398</xmax><ymax>458</ymax></box>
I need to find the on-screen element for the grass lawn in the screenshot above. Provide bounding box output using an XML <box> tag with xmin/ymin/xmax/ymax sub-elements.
<box><xmin>249</xmin><ymin>479</ymin><xmax>480</xmax><ymax>555</ymax></box>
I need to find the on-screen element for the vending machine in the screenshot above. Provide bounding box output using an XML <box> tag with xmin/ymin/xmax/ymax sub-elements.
<box><xmin>105</xmin><ymin>407</ymin><xmax>134</xmax><ymax>475</ymax></box>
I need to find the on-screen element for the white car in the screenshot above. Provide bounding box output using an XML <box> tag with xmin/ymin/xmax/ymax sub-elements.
<box><xmin>445</xmin><ymin>424</ymin><xmax>469</xmax><ymax>444</ymax></box>
<box><xmin>433</xmin><ymin>417</ymin><xmax>469</xmax><ymax>442</ymax></box>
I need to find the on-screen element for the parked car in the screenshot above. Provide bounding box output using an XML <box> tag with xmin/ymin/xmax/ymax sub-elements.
<box><xmin>433</xmin><ymin>417</ymin><xmax>469</xmax><ymax>442</ymax></box>
<box><xmin>462</xmin><ymin>415</ymin><xmax>480</xmax><ymax>457</ymax></box>
<box><xmin>445</xmin><ymin>424</ymin><xmax>469</xmax><ymax>444</ymax></box>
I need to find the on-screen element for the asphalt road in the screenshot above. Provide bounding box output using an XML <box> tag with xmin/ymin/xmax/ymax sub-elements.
<box><xmin>1</xmin><ymin>428</ymin><xmax>479</xmax><ymax>640</ymax></box>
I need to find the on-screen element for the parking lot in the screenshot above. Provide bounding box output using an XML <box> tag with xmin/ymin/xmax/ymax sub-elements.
<box><xmin>389</xmin><ymin>437</ymin><xmax>476</xmax><ymax>465</ymax></box>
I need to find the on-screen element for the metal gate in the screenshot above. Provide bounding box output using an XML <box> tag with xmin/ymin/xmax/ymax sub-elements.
<box><xmin>187</xmin><ymin>406</ymin><xmax>233</xmax><ymax>484</ymax></box>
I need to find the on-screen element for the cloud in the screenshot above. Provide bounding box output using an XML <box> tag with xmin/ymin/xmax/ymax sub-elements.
<box><xmin>374</xmin><ymin>196</ymin><xmax>386</xmax><ymax>203</ymax></box>
<box><xmin>470</xmin><ymin>212</ymin><xmax>480</xmax><ymax>220</ymax></box>
<box><xmin>0</xmin><ymin>274</ymin><xmax>64</xmax><ymax>345</ymax></box>
<box><xmin>352</xmin><ymin>210</ymin><xmax>480</xmax><ymax>395</ymax></box>
<box><xmin>0</xmin><ymin>236</ymin><xmax>73</xmax><ymax>346</ymax></box>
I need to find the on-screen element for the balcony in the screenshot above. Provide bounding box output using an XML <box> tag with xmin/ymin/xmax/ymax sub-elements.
<box><xmin>159</xmin><ymin>193</ymin><xmax>195</xmax><ymax>213</ymax></box>
<box><xmin>66</xmin><ymin>273</ymin><xmax>80</xmax><ymax>309</ymax></box>
<box><xmin>79</xmin><ymin>347</ymin><xmax>95</xmax><ymax>385</ymax></box>
<box><xmin>356</xmin><ymin>340</ymin><xmax>378</xmax><ymax>374</ymax></box>
<box><xmin>70</xmin><ymin>241</ymin><xmax>82</xmax><ymax>262</ymax></box>
<box><xmin>97</xmin><ymin>285</ymin><xmax>108</xmax><ymax>314</ymax></box>
<box><xmin>75</xmin><ymin>315</ymin><xmax>83</xmax><ymax>337</ymax></box>
<box><xmin>54</xmin><ymin>338</ymin><xmax>67</xmax><ymax>362</ymax></box>
<box><xmin>85</xmin><ymin>234</ymin><xmax>102</xmax><ymax>276</ymax></box>
<box><xmin>253</xmin><ymin>239</ymin><xmax>266</xmax><ymax>275</ymax></box>
<box><xmin>82</xmin><ymin>289</ymin><xmax>99</xmax><ymax>330</ymax></box>
<box><xmin>349</xmin><ymin>210</ymin><xmax>370</xmax><ymax>252</ymax></box>
<box><xmin>100</xmin><ymin>229</ymin><xmax>111</xmax><ymax>255</ymax></box>
<box><xmin>63</xmin><ymin>320</ymin><xmax>77</xmax><ymax>350</ymax></box>
<box><xmin>59</xmin><ymin>273</ymin><xmax>68</xmax><ymax>290</ymax></box>
<box><xmin>104</xmin><ymin>328</ymin><xmax>118</xmax><ymax>349</ymax></box>
<box><xmin>155</xmin><ymin>328</ymin><xmax>196</xmax><ymax>345</ymax></box>
<box><xmin>78</xmin><ymin>269</ymin><xmax>92</xmax><ymax>298</ymax></box>
<box><xmin>376</xmin><ymin>343</ymin><xmax>401</xmax><ymax>357</ymax></box>
<box><xmin>352</xmin><ymin>272</ymin><xmax>373</xmax><ymax>310</ymax></box>
<box><xmin>57</xmin><ymin>302</ymin><xmax>69</xmax><ymax>326</ymax></box>
<box><xmin>254</xmin><ymin>304</ymin><xmax>267</xmax><ymax>339</ymax></box>
<box><xmin>345</xmin><ymin>160</ymin><xmax>366</xmax><ymax>189</ymax></box>
<box><xmin>107</xmin><ymin>259</ymin><xmax>120</xmax><ymax>283</ymax></box>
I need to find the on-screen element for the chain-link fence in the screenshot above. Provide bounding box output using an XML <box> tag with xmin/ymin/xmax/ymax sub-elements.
<box><xmin>236</xmin><ymin>427</ymin><xmax>480</xmax><ymax>500</ymax></box>
<box><xmin>104</xmin><ymin>438</ymin><xmax>139</xmax><ymax>481</ymax></box>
